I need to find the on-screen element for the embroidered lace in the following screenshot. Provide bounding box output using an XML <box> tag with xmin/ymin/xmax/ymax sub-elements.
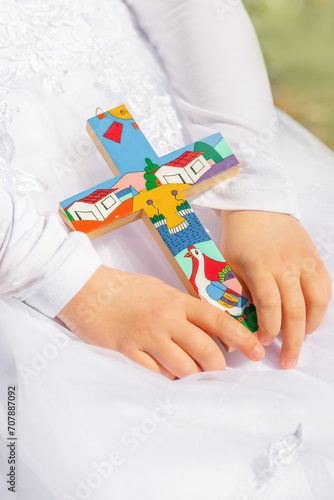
<box><xmin>0</xmin><ymin>0</ymin><xmax>185</xmax><ymax>192</ymax></box>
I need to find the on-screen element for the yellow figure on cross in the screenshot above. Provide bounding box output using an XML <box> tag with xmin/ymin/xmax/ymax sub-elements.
<box><xmin>134</xmin><ymin>183</ymin><xmax>189</xmax><ymax>233</ymax></box>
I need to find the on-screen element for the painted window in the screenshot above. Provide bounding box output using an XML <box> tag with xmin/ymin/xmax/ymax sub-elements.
<box><xmin>163</xmin><ymin>173</ymin><xmax>186</xmax><ymax>184</ymax></box>
<box><xmin>190</xmin><ymin>160</ymin><xmax>205</xmax><ymax>175</ymax></box>
<box><xmin>75</xmin><ymin>210</ymin><xmax>98</xmax><ymax>221</ymax></box>
<box><xmin>102</xmin><ymin>195</ymin><xmax>117</xmax><ymax>210</ymax></box>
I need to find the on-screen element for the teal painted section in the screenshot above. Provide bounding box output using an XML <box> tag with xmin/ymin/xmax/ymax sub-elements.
<box><xmin>118</xmin><ymin>192</ymin><xmax>133</xmax><ymax>202</ymax></box>
<box><xmin>215</xmin><ymin>137</ymin><xmax>234</xmax><ymax>158</ymax></box>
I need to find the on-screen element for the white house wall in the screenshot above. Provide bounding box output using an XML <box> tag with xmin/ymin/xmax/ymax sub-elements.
<box><xmin>67</xmin><ymin>193</ymin><xmax>121</xmax><ymax>221</ymax></box>
<box><xmin>184</xmin><ymin>158</ymin><xmax>211</xmax><ymax>183</ymax></box>
<box><xmin>155</xmin><ymin>155</ymin><xmax>211</xmax><ymax>185</ymax></box>
<box><xmin>155</xmin><ymin>166</ymin><xmax>192</xmax><ymax>185</ymax></box>
<box><xmin>96</xmin><ymin>194</ymin><xmax>121</xmax><ymax>215</ymax></box>
<box><xmin>67</xmin><ymin>202</ymin><xmax>104</xmax><ymax>221</ymax></box>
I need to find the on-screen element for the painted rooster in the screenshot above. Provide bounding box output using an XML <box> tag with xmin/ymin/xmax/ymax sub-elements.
<box><xmin>184</xmin><ymin>245</ymin><xmax>248</xmax><ymax>315</ymax></box>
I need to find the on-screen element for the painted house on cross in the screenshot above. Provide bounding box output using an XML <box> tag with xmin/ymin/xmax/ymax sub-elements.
<box><xmin>65</xmin><ymin>186</ymin><xmax>139</xmax><ymax>221</ymax></box>
<box><xmin>153</xmin><ymin>151</ymin><xmax>211</xmax><ymax>185</ymax></box>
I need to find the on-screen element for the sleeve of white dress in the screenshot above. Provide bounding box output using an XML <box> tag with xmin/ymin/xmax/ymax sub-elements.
<box><xmin>125</xmin><ymin>0</ymin><xmax>300</xmax><ymax>219</ymax></box>
<box><xmin>0</xmin><ymin>185</ymin><xmax>102</xmax><ymax>318</ymax></box>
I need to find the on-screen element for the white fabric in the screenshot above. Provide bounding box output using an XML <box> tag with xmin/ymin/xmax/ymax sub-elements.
<box><xmin>0</xmin><ymin>0</ymin><xmax>334</xmax><ymax>499</ymax></box>
<box><xmin>126</xmin><ymin>0</ymin><xmax>300</xmax><ymax>219</ymax></box>
<box><xmin>0</xmin><ymin>186</ymin><xmax>102</xmax><ymax>317</ymax></box>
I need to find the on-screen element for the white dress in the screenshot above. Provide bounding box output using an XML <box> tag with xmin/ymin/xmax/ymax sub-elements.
<box><xmin>0</xmin><ymin>1</ymin><xmax>334</xmax><ymax>499</ymax></box>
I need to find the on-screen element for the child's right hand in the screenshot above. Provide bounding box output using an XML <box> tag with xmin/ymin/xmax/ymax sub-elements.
<box><xmin>57</xmin><ymin>265</ymin><xmax>265</xmax><ymax>379</ymax></box>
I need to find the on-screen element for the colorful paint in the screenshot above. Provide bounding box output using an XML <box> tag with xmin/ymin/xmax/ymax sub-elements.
<box><xmin>59</xmin><ymin>104</ymin><xmax>258</xmax><ymax>337</ymax></box>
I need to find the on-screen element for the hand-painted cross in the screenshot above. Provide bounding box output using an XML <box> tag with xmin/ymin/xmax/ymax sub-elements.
<box><xmin>59</xmin><ymin>104</ymin><xmax>258</xmax><ymax>348</ymax></box>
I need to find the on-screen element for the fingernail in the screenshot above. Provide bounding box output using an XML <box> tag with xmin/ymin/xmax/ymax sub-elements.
<box><xmin>283</xmin><ymin>358</ymin><xmax>298</xmax><ymax>369</ymax></box>
<box><xmin>251</xmin><ymin>345</ymin><xmax>264</xmax><ymax>361</ymax></box>
<box><xmin>260</xmin><ymin>338</ymin><xmax>274</xmax><ymax>346</ymax></box>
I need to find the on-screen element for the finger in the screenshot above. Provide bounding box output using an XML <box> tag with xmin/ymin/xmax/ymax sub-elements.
<box><xmin>244</xmin><ymin>268</ymin><xmax>282</xmax><ymax>346</ymax></box>
<box><xmin>301</xmin><ymin>270</ymin><xmax>330</xmax><ymax>334</ymax></box>
<box><xmin>172</xmin><ymin>324</ymin><xmax>226</xmax><ymax>372</ymax></box>
<box><xmin>229</xmin><ymin>273</ymin><xmax>253</xmax><ymax>304</ymax></box>
<box><xmin>279</xmin><ymin>283</ymin><xmax>306</xmax><ymax>369</ymax></box>
<box><xmin>317</xmin><ymin>261</ymin><xmax>333</xmax><ymax>301</ymax></box>
<box><xmin>305</xmin><ymin>250</ymin><xmax>332</xmax><ymax>300</ymax></box>
<box><xmin>147</xmin><ymin>339</ymin><xmax>202</xmax><ymax>379</ymax></box>
<box><xmin>132</xmin><ymin>350</ymin><xmax>176</xmax><ymax>380</ymax></box>
<box><xmin>186</xmin><ymin>299</ymin><xmax>265</xmax><ymax>362</ymax></box>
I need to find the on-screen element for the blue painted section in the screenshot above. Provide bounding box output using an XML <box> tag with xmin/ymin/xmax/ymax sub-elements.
<box><xmin>117</xmin><ymin>186</ymin><xmax>139</xmax><ymax>199</ymax></box>
<box><xmin>207</xmin><ymin>283</ymin><xmax>248</xmax><ymax>308</ymax></box>
<box><xmin>88</xmin><ymin>115</ymin><xmax>158</xmax><ymax>173</ymax></box>
<box><xmin>155</xmin><ymin>212</ymin><xmax>211</xmax><ymax>257</ymax></box>
<box><xmin>118</xmin><ymin>193</ymin><xmax>133</xmax><ymax>202</ymax></box>
<box><xmin>206</xmin><ymin>281</ymin><xmax>228</xmax><ymax>300</ymax></box>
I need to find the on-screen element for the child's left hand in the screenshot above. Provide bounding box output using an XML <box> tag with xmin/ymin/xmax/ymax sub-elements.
<box><xmin>220</xmin><ymin>210</ymin><xmax>332</xmax><ymax>369</ymax></box>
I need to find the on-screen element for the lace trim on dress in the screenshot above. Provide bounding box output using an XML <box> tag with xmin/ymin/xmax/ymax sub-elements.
<box><xmin>0</xmin><ymin>0</ymin><xmax>185</xmax><ymax>192</ymax></box>
<box><xmin>0</xmin><ymin>100</ymin><xmax>47</xmax><ymax>192</ymax></box>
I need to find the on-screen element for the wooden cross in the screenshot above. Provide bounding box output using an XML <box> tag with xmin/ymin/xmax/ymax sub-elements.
<box><xmin>59</xmin><ymin>104</ymin><xmax>257</xmax><ymax>348</ymax></box>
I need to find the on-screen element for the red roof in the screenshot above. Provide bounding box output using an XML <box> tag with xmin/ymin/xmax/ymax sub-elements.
<box><xmin>164</xmin><ymin>150</ymin><xmax>206</xmax><ymax>169</ymax></box>
<box><xmin>79</xmin><ymin>189</ymin><xmax>116</xmax><ymax>204</ymax></box>
<box><xmin>66</xmin><ymin>189</ymin><xmax>116</xmax><ymax>209</ymax></box>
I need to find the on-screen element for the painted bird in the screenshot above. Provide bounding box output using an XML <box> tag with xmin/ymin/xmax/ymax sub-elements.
<box><xmin>184</xmin><ymin>245</ymin><xmax>248</xmax><ymax>316</ymax></box>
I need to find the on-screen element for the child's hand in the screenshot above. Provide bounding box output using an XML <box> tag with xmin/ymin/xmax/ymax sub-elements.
<box><xmin>220</xmin><ymin>210</ymin><xmax>332</xmax><ymax>369</ymax></box>
<box><xmin>57</xmin><ymin>265</ymin><xmax>265</xmax><ymax>379</ymax></box>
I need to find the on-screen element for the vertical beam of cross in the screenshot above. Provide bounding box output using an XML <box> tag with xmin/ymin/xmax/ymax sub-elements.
<box><xmin>59</xmin><ymin>105</ymin><xmax>258</xmax><ymax>343</ymax></box>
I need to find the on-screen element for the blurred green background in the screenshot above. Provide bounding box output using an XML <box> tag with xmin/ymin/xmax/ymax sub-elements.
<box><xmin>244</xmin><ymin>0</ymin><xmax>334</xmax><ymax>150</ymax></box>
